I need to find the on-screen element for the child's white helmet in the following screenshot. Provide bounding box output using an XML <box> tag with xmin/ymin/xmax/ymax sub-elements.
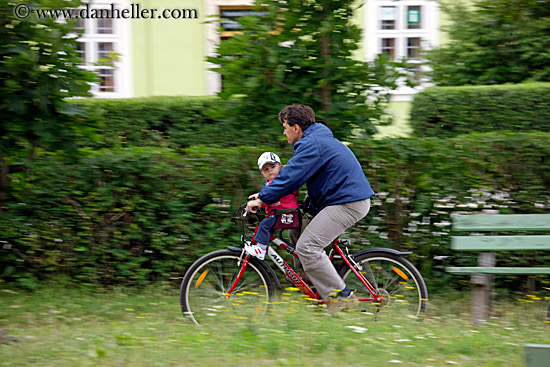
<box><xmin>257</xmin><ymin>152</ymin><xmax>281</xmax><ymax>170</ymax></box>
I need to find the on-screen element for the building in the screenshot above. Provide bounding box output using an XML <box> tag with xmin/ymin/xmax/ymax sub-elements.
<box><xmin>77</xmin><ymin>0</ymin><xmax>443</xmax><ymax>136</ymax></box>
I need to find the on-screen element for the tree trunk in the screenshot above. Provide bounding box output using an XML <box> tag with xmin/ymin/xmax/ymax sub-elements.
<box><xmin>0</xmin><ymin>154</ymin><xmax>8</xmax><ymax>212</ymax></box>
<box><xmin>320</xmin><ymin>3</ymin><xmax>332</xmax><ymax>114</ymax></box>
<box><xmin>320</xmin><ymin>34</ymin><xmax>332</xmax><ymax>113</ymax></box>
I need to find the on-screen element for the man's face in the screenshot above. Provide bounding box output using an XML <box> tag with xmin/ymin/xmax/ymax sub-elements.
<box><xmin>261</xmin><ymin>162</ymin><xmax>281</xmax><ymax>181</ymax></box>
<box><xmin>282</xmin><ymin>120</ymin><xmax>302</xmax><ymax>145</ymax></box>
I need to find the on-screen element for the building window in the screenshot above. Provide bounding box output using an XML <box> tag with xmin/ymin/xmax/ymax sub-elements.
<box><xmin>76</xmin><ymin>42</ymin><xmax>86</xmax><ymax>62</ymax></box>
<box><xmin>407</xmin><ymin>37</ymin><xmax>421</xmax><ymax>59</ymax></box>
<box><xmin>380</xmin><ymin>6</ymin><xmax>396</xmax><ymax>30</ymax></box>
<box><xmin>97</xmin><ymin>42</ymin><xmax>114</xmax><ymax>60</ymax></box>
<box><xmin>365</xmin><ymin>0</ymin><xmax>437</xmax><ymax>93</ymax></box>
<box><xmin>98</xmin><ymin>68</ymin><xmax>115</xmax><ymax>92</ymax></box>
<box><xmin>219</xmin><ymin>6</ymin><xmax>268</xmax><ymax>40</ymax></box>
<box><xmin>97</xmin><ymin>17</ymin><xmax>113</xmax><ymax>34</ymax></box>
<box><xmin>407</xmin><ymin>6</ymin><xmax>422</xmax><ymax>29</ymax></box>
<box><xmin>76</xmin><ymin>6</ymin><xmax>120</xmax><ymax>95</ymax></box>
<box><xmin>75</xmin><ymin>19</ymin><xmax>85</xmax><ymax>32</ymax></box>
<box><xmin>381</xmin><ymin>38</ymin><xmax>395</xmax><ymax>59</ymax></box>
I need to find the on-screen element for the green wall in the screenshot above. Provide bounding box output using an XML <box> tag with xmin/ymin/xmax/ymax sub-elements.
<box><xmin>351</xmin><ymin>0</ymin><xmax>365</xmax><ymax>61</ymax></box>
<box><xmin>125</xmin><ymin>0</ymin><xmax>422</xmax><ymax>139</ymax></box>
<box><xmin>131</xmin><ymin>0</ymin><xmax>207</xmax><ymax>97</ymax></box>
<box><xmin>374</xmin><ymin>100</ymin><xmax>413</xmax><ymax>139</ymax></box>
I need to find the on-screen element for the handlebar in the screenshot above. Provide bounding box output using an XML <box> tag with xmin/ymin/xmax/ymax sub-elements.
<box><xmin>232</xmin><ymin>202</ymin><xmax>264</xmax><ymax>238</ymax></box>
<box><xmin>246</xmin><ymin>196</ymin><xmax>259</xmax><ymax>215</ymax></box>
<box><xmin>243</xmin><ymin>207</ymin><xmax>258</xmax><ymax>217</ymax></box>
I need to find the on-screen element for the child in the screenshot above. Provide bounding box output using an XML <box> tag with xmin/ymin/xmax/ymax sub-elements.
<box><xmin>245</xmin><ymin>152</ymin><xmax>299</xmax><ymax>260</ymax></box>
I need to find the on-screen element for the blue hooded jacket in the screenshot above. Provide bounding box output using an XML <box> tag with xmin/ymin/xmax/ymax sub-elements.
<box><xmin>258</xmin><ymin>123</ymin><xmax>375</xmax><ymax>211</ymax></box>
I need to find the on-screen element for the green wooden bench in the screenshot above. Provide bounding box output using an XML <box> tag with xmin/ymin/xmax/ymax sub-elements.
<box><xmin>446</xmin><ymin>214</ymin><xmax>550</xmax><ymax>323</ymax></box>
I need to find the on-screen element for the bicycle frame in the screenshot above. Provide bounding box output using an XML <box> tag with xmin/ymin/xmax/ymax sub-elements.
<box><xmin>226</xmin><ymin>234</ymin><xmax>383</xmax><ymax>303</ymax></box>
<box><xmin>181</xmin><ymin>203</ymin><xmax>427</xmax><ymax>324</ymax></box>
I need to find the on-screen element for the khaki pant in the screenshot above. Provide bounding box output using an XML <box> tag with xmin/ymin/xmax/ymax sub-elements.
<box><xmin>295</xmin><ymin>198</ymin><xmax>371</xmax><ymax>298</ymax></box>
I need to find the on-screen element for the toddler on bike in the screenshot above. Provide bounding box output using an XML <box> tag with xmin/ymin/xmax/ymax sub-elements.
<box><xmin>245</xmin><ymin>152</ymin><xmax>299</xmax><ymax>260</ymax></box>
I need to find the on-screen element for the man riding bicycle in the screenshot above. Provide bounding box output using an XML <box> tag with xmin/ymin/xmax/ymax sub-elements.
<box><xmin>246</xmin><ymin>104</ymin><xmax>375</xmax><ymax>302</ymax></box>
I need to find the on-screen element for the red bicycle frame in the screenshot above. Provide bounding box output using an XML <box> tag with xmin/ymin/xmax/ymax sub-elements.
<box><xmin>225</xmin><ymin>236</ymin><xmax>384</xmax><ymax>304</ymax></box>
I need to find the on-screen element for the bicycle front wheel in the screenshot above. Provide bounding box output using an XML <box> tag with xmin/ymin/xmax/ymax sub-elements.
<box><xmin>180</xmin><ymin>249</ymin><xmax>274</xmax><ymax>325</ymax></box>
<box><xmin>338</xmin><ymin>251</ymin><xmax>428</xmax><ymax>322</ymax></box>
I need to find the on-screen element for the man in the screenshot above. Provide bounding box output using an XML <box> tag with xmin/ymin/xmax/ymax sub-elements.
<box><xmin>246</xmin><ymin>104</ymin><xmax>375</xmax><ymax>301</ymax></box>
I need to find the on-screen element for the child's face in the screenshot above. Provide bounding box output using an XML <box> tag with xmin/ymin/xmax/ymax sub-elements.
<box><xmin>261</xmin><ymin>162</ymin><xmax>281</xmax><ymax>181</ymax></box>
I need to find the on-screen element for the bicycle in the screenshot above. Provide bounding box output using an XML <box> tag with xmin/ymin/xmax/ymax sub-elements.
<box><xmin>180</xmin><ymin>202</ymin><xmax>428</xmax><ymax>325</ymax></box>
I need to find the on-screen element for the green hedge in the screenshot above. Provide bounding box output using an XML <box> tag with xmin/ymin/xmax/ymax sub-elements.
<box><xmin>409</xmin><ymin>83</ymin><xmax>550</xmax><ymax>138</ymax></box>
<box><xmin>0</xmin><ymin>145</ymin><xmax>278</xmax><ymax>287</ymax></box>
<box><xmin>353</xmin><ymin>131</ymin><xmax>550</xmax><ymax>288</ymax></box>
<box><xmin>1</xmin><ymin>132</ymin><xmax>549</xmax><ymax>289</ymax></box>
<box><xmin>71</xmin><ymin>97</ymin><xmax>289</xmax><ymax>150</ymax></box>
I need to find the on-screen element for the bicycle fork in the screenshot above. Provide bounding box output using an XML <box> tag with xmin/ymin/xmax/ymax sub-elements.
<box><xmin>224</xmin><ymin>250</ymin><xmax>251</xmax><ymax>297</ymax></box>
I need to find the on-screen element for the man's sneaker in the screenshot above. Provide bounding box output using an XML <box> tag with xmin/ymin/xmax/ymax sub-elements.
<box><xmin>327</xmin><ymin>291</ymin><xmax>359</xmax><ymax>313</ymax></box>
<box><xmin>244</xmin><ymin>242</ymin><xmax>267</xmax><ymax>260</ymax></box>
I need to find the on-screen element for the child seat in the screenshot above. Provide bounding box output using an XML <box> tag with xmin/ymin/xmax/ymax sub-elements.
<box><xmin>272</xmin><ymin>208</ymin><xmax>300</xmax><ymax>230</ymax></box>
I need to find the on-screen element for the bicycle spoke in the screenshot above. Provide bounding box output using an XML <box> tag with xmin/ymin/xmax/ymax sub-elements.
<box><xmin>362</xmin><ymin>260</ymin><xmax>380</xmax><ymax>294</ymax></box>
<box><xmin>217</xmin><ymin>258</ymin><xmax>231</xmax><ymax>293</ymax></box>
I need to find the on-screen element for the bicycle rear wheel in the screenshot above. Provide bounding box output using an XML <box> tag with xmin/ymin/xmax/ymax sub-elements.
<box><xmin>338</xmin><ymin>251</ymin><xmax>428</xmax><ymax>321</ymax></box>
<box><xmin>180</xmin><ymin>249</ymin><xmax>274</xmax><ymax>325</ymax></box>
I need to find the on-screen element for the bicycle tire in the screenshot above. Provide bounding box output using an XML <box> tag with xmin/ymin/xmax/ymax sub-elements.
<box><xmin>338</xmin><ymin>251</ymin><xmax>428</xmax><ymax>321</ymax></box>
<box><xmin>180</xmin><ymin>249</ymin><xmax>275</xmax><ymax>325</ymax></box>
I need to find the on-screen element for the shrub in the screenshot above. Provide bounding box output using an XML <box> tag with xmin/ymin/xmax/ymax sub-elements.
<box><xmin>409</xmin><ymin>83</ymin><xmax>550</xmax><ymax>138</ymax></box>
<box><xmin>71</xmin><ymin>97</ymin><xmax>289</xmax><ymax>150</ymax></box>
<box><xmin>351</xmin><ymin>131</ymin><xmax>550</xmax><ymax>287</ymax></box>
<box><xmin>1</xmin><ymin>132</ymin><xmax>549</xmax><ymax>289</ymax></box>
<box><xmin>0</xmin><ymin>146</ymin><xmax>276</xmax><ymax>286</ymax></box>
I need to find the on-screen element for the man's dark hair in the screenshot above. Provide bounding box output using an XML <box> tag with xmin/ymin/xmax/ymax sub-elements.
<box><xmin>278</xmin><ymin>104</ymin><xmax>316</xmax><ymax>130</ymax></box>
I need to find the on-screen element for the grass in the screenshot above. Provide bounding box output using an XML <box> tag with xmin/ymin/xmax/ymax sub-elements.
<box><xmin>0</xmin><ymin>283</ymin><xmax>549</xmax><ymax>367</ymax></box>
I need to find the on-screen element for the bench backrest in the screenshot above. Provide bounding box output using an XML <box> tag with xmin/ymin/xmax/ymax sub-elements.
<box><xmin>453</xmin><ymin>214</ymin><xmax>550</xmax><ymax>232</ymax></box>
<box><xmin>452</xmin><ymin>214</ymin><xmax>550</xmax><ymax>251</ymax></box>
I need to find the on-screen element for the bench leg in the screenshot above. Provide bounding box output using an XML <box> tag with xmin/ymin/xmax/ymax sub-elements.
<box><xmin>471</xmin><ymin>252</ymin><xmax>496</xmax><ymax>325</ymax></box>
<box><xmin>471</xmin><ymin>279</ymin><xmax>491</xmax><ymax>324</ymax></box>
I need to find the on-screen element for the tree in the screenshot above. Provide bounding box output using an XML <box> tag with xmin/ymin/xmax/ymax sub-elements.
<box><xmin>0</xmin><ymin>0</ymin><xmax>97</xmax><ymax>210</ymax></box>
<box><xmin>427</xmin><ymin>0</ymin><xmax>550</xmax><ymax>86</ymax></box>
<box><xmin>208</xmin><ymin>0</ymin><xmax>405</xmax><ymax>140</ymax></box>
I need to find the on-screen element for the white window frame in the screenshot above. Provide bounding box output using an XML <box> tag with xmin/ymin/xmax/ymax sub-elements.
<box><xmin>406</xmin><ymin>37</ymin><xmax>422</xmax><ymax>59</ymax></box>
<box><xmin>379</xmin><ymin>6</ymin><xmax>397</xmax><ymax>30</ymax></box>
<box><xmin>75</xmin><ymin>0</ymin><xmax>133</xmax><ymax>98</ymax></box>
<box><xmin>406</xmin><ymin>5</ymin><xmax>422</xmax><ymax>30</ymax></box>
<box><xmin>365</xmin><ymin>0</ymin><xmax>439</xmax><ymax>99</ymax></box>
<box><xmin>205</xmin><ymin>0</ymin><xmax>255</xmax><ymax>95</ymax></box>
<box><xmin>380</xmin><ymin>37</ymin><xmax>396</xmax><ymax>59</ymax></box>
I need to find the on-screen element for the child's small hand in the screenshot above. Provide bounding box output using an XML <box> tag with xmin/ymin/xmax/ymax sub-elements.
<box><xmin>246</xmin><ymin>198</ymin><xmax>264</xmax><ymax>213</ymax></box>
